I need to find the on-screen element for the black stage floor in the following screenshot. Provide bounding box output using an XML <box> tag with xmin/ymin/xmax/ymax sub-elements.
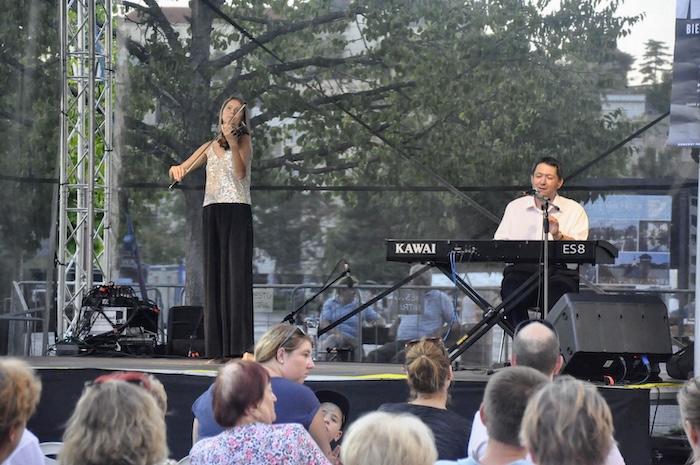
<box><xmin>25</xmin><ymin>356</ymin><xmax>664</xmax><ymax>464</ymax></box>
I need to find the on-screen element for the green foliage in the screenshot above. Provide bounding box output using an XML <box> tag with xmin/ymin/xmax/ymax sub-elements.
<box><xmin>646</xmin><ymin>70</ymin><xmax>672</xmax><ymax>114</ymax></box>
<box><xmin>0</xmin><ymin>0</ymin><xmax>60</xmax><ymax>282</ymax></box>
<box><xmin>117</xmin><ymin>0</ymin><xmax>642</xmax><ymax>287</ymax></box>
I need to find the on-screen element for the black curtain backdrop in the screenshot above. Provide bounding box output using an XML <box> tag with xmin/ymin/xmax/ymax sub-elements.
<box><xmin>28</xmin><ymin>369</ymin><xmax>650</xmax><ymax>464</ymax></box>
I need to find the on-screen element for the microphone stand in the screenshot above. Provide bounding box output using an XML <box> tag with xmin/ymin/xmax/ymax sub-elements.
<box><xmin>537</xmin><ymin>195</ymin><xmax>560</xmax><ymax>317</ymax></box>
<box><xmin>281</xmin><ymin>267</ymin><xmax>351</xmax><ymax>325</ymax></box>
<box><xmin>541</xmin><ymin>202</ymin><xmax>550</xmax><ymax>316</ymax></box>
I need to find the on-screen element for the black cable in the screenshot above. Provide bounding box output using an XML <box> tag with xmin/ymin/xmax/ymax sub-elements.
<box><xmin>649</xmin><ymin>386</ymin><xmax>661</xmax><ymax>436</ymax></box>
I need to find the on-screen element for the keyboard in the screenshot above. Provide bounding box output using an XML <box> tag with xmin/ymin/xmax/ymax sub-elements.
<box><xmin>386</xmin><ymin>239</ymin><xmax>618</xmax><ymax>264</ymax></box>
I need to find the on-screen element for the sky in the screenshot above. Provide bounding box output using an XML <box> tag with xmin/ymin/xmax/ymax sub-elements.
<box><xmin>157</xmin><ymin>0</ymin><xmax>675</xmax><ymax>85</ymax></box>
<box><xmin>615</xmin><ymin>0</ymin><xmax>676</xmax><ymax>84</ymax></box>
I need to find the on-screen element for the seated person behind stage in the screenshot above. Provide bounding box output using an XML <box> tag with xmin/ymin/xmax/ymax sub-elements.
<box><xmin>366</xmin><ymin>265</ymin><xmax>458</xmax><ymax>363</ymax></box>
<box><xmin>320</xmin><ymin>276</ymin><xmax>385</xmax><ymax>353</ymax></box>
<box><xmin>494</xmin><ymin>156</ymin><xmax>588</xmax><ymax>328</ymax></box>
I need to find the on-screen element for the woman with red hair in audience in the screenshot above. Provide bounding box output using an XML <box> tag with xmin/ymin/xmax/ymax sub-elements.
<box><xmin>190</xmin><ymin>360</ymin><xmax>329</xmax><ymax>465</ymax></box>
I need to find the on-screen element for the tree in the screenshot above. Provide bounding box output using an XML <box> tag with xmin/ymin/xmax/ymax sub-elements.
<box><xmin>117</xmin><ymin>0</ymin><xmax>641</xmax><ymax>300</ymax></box>
<box><xmin>646</xmin><ymin>69</ymin><xmax>672</xmax><ymax>114</ymax></box>
<box><xmin>0</xmin><ymin>0</ymin><xmax>60</xmax><ymax>293</ymax></box>
<box><xmin>639</xmin><ymin>39</ymin><xmax>672</xmax><ymax>85</ymax></box>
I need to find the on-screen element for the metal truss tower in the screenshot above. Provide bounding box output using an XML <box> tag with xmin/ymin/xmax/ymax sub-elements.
<box><xmin>57</xmin><ymin>0</ymin><xmax>114</xmax><ymax>338</ymax></box>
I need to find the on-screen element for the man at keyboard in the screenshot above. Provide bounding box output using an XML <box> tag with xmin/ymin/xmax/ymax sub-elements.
<box><xmin>494</xmin><ymin>156</ymin><xmax>589</xmax><ymax>328</ymax></box>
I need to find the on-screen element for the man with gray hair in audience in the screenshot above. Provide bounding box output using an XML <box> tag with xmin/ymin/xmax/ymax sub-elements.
<box><xmin>436</xmin><ymin>366</ymin><xmax>549</xmax><ymax>465</ymax></box>
<box><xmin>467</xmin><ymin>319</ymin><xmax>626</xmax><ymax>465</ymax></box>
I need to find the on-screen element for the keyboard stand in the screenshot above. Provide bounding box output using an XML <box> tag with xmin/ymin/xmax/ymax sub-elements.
<box><xmin>434</xmin><ymin>263</ymin><xmax>556</xmax><ymax>363</ymax></box>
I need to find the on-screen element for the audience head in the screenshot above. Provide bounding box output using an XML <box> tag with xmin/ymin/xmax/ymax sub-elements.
<box><xmin>213</xmin><ymin>360</ymin><xmax>275</xmax><ymax>428</ymax></box>
<box><xmin>336</xmin><ymin>277</ymin><xmax>358</xmax><ymax>304</ymax></box>
<box><xmin>254</xmin><ymin>323</ymin><xmax>312</xmax><ymax>364</ymax></box>
<box><xmin>521</xmin><ymin>375</ymin><xmax>613</xmax><ymax>465</ymax></box>
<box><xmin>678</xmin><ymin>377</ymin><xmax>700</xmax><ymax>460</ymax></box>
<box><xmin>61</xmin><ymin>378</ymin><xmax>169</xmax><ymax>465</ymax></box>
<box><xmin>316</xmin><ymin>390</ymin><xmax>350</xmax><ymax>444</ymax></box>
<box><xmin>254</xmin><ymin>323</ymin><xmax>314</xmax><ymax>383</ymax></box>
<box><xmin>92</xmin><ymin>371</ymin><xmax>167</xmax><ymax>416</ymax></box>
<box><xmin>341</xmin><ymin>411</ymin><xmax>437</xmax><ymax>465</ymax></box>
<box><xmin>409</xmin><ymin>264</ymin><xmax>432</xmax><ymax>287</ymax></box>
<box><xmin>481</xmin><ymin>366</ymin><xmax>549</xmax><ymax>448</ymax></box>
<box><xmin>512</xmin><ymin>320</ymin><xmax>562</xmax><ymax>377</ymax></box>
<box><xmin>0</xmin><ymin>358</ymin><xmax>42</xmax><ymax>462</ymax></box>
<box><xmin>404</xmin><ymin>337</ymin><xmax>451</xmax><ymax>400</ymax></box>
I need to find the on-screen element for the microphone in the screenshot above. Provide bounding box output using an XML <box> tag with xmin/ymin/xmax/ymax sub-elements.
<box><xmin>523</xmin><ymin>188</ymin><xmax>560</xmax><ymax>211</ymax></box>
<box><xmin>522</xmin><ymin>188</ymin><xmax>547</xmax><ymax>200</ymax></box>
<box><xmin>344</xmin><ymin>263</ymin><xmax>354</xmax><ymax>287</ymax></box>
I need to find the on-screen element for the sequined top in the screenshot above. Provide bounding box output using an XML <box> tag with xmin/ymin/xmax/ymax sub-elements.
<box><xmin>203</xmin><ymin>146</ymin><xmax>251</xmax><ymax>206</ymax></box>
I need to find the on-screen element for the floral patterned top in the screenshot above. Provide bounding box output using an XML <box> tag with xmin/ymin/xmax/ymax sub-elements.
<box><xmin>189</xmin><ymin>422</ymin><xmax>330</xmax><ymax>465</ymax></box>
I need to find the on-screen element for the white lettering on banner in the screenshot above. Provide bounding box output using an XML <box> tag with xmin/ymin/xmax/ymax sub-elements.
<box><xmin>253</xmin><ymin>288</ymin><xmax>274</xmax><ymax>313</ymax></box>
<box><xmin>394</xmin><ymin>242</ymin><xmax>436</xmax><ymax>254</ymax></box>
<box><xmin>687</xmin><ymin>23</ymin><xmax>700</xmax><ymax>34</ymax></box>
<box><xmin>562</xmin><ymin>243</ymin><xmax>587</xmax><ymax>255</ymax></box>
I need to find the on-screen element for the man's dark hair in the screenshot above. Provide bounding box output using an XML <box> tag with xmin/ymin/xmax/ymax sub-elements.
<box><xmin>483</xmin><ymin>366</ymin><xmax>549</xmax><ymax>447</ymax></box>
<box><xmin>531</xmin><ymin>156</ymin><xmax>564</xmax><ymax>180</ymax></box>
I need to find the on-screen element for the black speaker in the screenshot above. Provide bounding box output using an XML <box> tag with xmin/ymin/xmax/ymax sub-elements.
<box><xmin>546</xmin><ymin>293</ymin><xmax>673</xmax><ymax>381</ymax></box>
<box><xmin>167</xmin><ymin>305</ymin><xmax>205</xmax><ymax>357</ymax></box>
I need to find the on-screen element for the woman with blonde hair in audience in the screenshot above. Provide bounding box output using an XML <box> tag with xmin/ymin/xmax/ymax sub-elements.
<box><xmin>378</xmin><ymin>337</ymin><xmax>470</xmax><ymax>460</ymax></box>
<box><xmin>678</xmin><ymin>377</ymin><xmax>700</xmax><ymax>465</ymax></box>
<box><xmin>192</xmin><ymin>323</ymin><xmax>335</xmax><ymax>460</ymax></box>
<box><xmin>60</xmin><ymin>378</ymin><xmax>174</xmax><ymax>465</ymax></box>
<box><xmin>341</xmin><ymin>411</ymin><xmax>437</xmax><ymax>465</ymax></box>
<box><xmin>92</xmin><ymin>371</ymin><xmax>168</xmax><ymax>416</ymax></box>
<box><xmin>520</xmin><ymin>375</ymin><xmax>613</xmax><ymax>465</ymax></box>
<box><xmin>0</xmin><ymin>358</ymin><xmax>43</xmax><ymax>465</ymax></box>
<box><xmin>190</xmin><ymin>360</ymin><xmax>329</xmax><ymax>465</ymax></box>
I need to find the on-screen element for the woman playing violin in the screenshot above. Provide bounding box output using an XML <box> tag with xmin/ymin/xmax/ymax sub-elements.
<box><xmin>169</xmin><ymin>96</ymin><xmax>254</xmax><ymax>360</ymax></box>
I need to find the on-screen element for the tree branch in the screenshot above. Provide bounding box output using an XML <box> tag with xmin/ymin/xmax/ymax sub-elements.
<box><xmin>122</xmin><ymin>0</ymin><xmax>184</xmax><ymax>54</ymax></box>
<box><xmin>206</xmin><ymin>7</ymin><xmax>365</xmax><ymax>71</ymax></box>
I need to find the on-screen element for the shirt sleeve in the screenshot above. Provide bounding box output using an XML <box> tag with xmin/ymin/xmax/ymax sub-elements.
<box><xmin>363</xmin><ymin>304</ymin><xmax>382</xmax><ymax>322</ymax></box>
<box><xmin>440</xmin><ymin>292</ymin><xmax>454</xmax><ymax>324</ymax></box>
<box><xmin>467</xmin><ymin>410</ymin><xmax>488</xmax><ymax>460</ymax></box>
<box><xmin>493</xmin><ymin>203</ymin><xmax>512</xmax><ymax>240</ymax></box>
<box><xmin>320</xmin><ymin>299</ymin><xmax>334</xmax><ymax>321</ymax></box>
<box><xmin>5</xmin><ymin>430</ymin><xmax>44</xmax><ymax>465</ymax></box>
<box><xmin>604</xmin><ymin>443</ymin><xmax>627</xmax><ymax>465</ymax></box>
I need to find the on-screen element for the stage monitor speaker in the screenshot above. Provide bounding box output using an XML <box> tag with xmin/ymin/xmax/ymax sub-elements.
<box><xmin>545</xmin><ymin>293</ymin><xmax>673</xmax><ymax>381</ymax></box>
<box><xmin>167</xmin><ymin>305</ymin><xmax>205</xmax><ymax>357</ymax></box>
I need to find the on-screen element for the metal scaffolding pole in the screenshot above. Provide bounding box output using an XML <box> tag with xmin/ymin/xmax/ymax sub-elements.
<box><xmin>57</xmin><ymin>0</ymin><xmax>114</xmax><ymax>340</ymax></box>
